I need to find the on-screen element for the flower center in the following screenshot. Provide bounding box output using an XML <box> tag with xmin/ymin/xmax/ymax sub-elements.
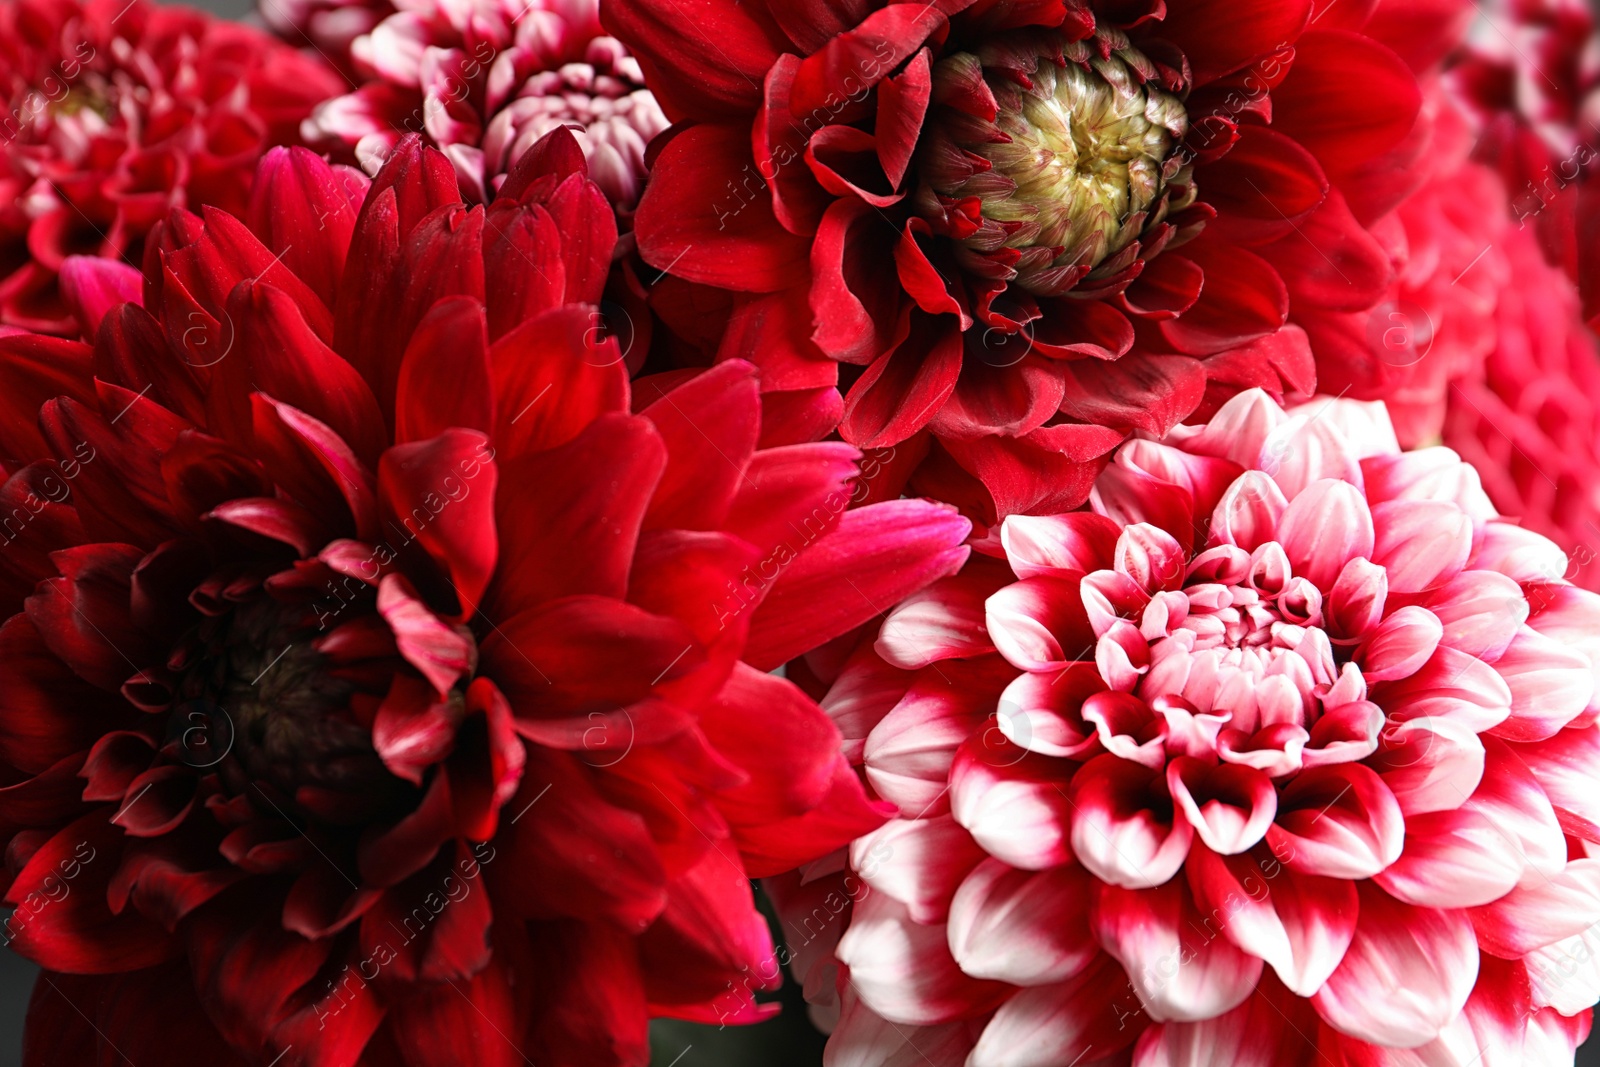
<box><xmin>1137</xmin><ymin>542</ymin><xmax>1340</xmax><ymax>737</ymax></box>
<box><xmin>922</xmin><ymin>29</ymin><xmax>1192</xmax><ymax>292</ymax></box>
<box><xmin>173</xmin><ymin>598</ymin><xmax>391</xmax><ymax>808</ymax></box>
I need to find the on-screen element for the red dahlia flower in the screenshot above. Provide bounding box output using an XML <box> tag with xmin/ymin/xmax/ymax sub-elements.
<box><xmin>295</xmin><ymin>0</ymin><xmax>669</xmax><ymax>213</ymax></box>
<box><xmin>780</xmin><ymin>389</ymin><xmax>1600</xmax><ymax>1065</ymax></box>
<box><xmin>604</xmin><ymin>0</ymin><xmax>1471</xmax><ymax>516</ymax></box>
<box><xmin>0</xmin><ymin>0</ymin><xmax>342</xmax><ymax>336</ymax></box>
<box><xmin>0</xmin><ymin>133</ymin><xmax>973</xmax><ymax>1067</ymax></box>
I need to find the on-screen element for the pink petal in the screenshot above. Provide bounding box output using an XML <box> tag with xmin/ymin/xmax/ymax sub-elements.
<box><xmin>1117</xmin><ymin>523</ymin><xmax>1188</xmax><ymax>594</ymax></box>
<box><xmin>1425</xmin><ymin>570</ymin><xmax>1527</xmax><ymax>661</ymax></box>
<box><xmin>1277</xmin><ymin>479</ymin><xmax>1375</xmax><ymax>591</ymax></box>
<box><xmin>1489</xmin><ymin>626</ymin><xmax>1596</xmax><ymax>742</ymax></box>
<box><xmin>1311</xmin><ymin>885</ymin><xmax>1478</xmax><ymax>1048</ymax></box>
<box><xmin>876</xmin><ymin>562</ymin><xmax>1006</xmax><ymax>669</ymax></box>
<box><xmin>947</xmin><ymin>857</ymin><xmax>1098</xmax><ymax>987</ymax></box>
<box><xmin>1373</xmin><ymin>807</ymin><xmax>1524</xmax><ymax>909</ymax></box>
<box><xmin>836</xmin><ymin>892</ymin><xmax>1008</xmax><ymax>1027</ymax></box>
<box><xmin>1001</xmin><ymin>513</ymin><xmax>1122</xmax><ymax>579</ymax></box>
<box><xmin>1264</xmin><ymin>411</ymin><xmax>1364</xmax><ymax>502</ymax></box>
<box><xmin>852</xmin><ymin>815</ymin><xmax>986</xmax><ymax>924</ymax></box>
<box><xmin>986</xmin><ymin>577</ymin><xmax>1098</xmax><ymax>672</ymax></box>
<box><xmin>1466</xmin><ymin>738</ymin><xmax>1566</xmax><ymax>887</ymax></box>
<box><xmin>1186</xmin><ymin>846</ymin><xmax>1358</xmax><ymax>997</ymax></box>
<box><xmin>1360</xmin><ymin>447</ymin><xmax>1495</xmax><ymax>518</ymax></box>
<box><xmin>827</xmin><ymin>988</ymin><xmax>984</xmax><ymax>1067</ymax></box>
<box><xmin>1369</xmin><ymin>500</ymin><xmax>1474</xmax><ymax>595</ymax></box>
<box><xmin>1325</xmin><ymin>556</ymin><xmax>1389</xmax><ymax>642</ymax></box>
<box><xmin>966</xmin><ymin>954</ymin><xmax>1140</xmax><ymax>1067</ymax></box>
<box><xmin>1467</xmin><ymin>522</ymin><xmax>1568</xmax><ymax>584</ymax></box>
<box><xmin>1132</xmin><ymin>978</ymin><xmax>1321</xmax><ymax>1067</ymax></box>
<box><xmin>1510</xmin><ymin>724</ymin><xmax>1600</xmax><ymax>842</ymax></box>
<box><xmin>1368</xmin><ymin>717</ymin><xmax>1485</xmax><ymax>817</ymax></box>
<box><xmin>1469</xmin><ymin>859</ymin><xmax>1600</xmax><ymax>958</ymax></box>
<box><xmin>1528</xmin><ymin>585</ymin><xmax>1600</xmax><ymax>720</ymax></box>
<box><xmin>1094</xmin><ymin>878</ymin><xmax>1263</xmax><ymax>1022</ymax></box>
<box><xmin>1267</xmin><ymin>764</ymin><xmax>1404</xmax><ymax>879</ymax></box>
<box><xmin>1209</xmin><ymin>471</ymin><xmax>1287</xmax><ymax>553</ymax></box>
<box><xmin>950</xmin><ymin>744</ymin><xmax>1074</xmax><ymax>871</ymax></box>
<box><xmin>1166</xmin><ymin>758</ymin><xmax>1277</xmax><ymax>855</ymax></box>
<box><xmin>1357</xmin><ymin>605</ymin><xmax>1443</xmax><ymax>683</ymax></box>
<box><xmin>864</xmin><ymin>658</ymin><xmax>1014</xmax><ymax>818</ymax></box>
<box><xmin>1069</xmin><ymin>756</ymin><xmax>1194</xmax><ymax>889</ymax></box>
<box><xmin>995</xmin><ymin>665</ymin><xmax>1105</xmax><ymax>760</ymax></box>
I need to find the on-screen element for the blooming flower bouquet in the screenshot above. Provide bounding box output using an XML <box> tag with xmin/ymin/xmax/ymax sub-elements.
<box><xmin>3</xmin><ymin>0</ymin><xmax>1600</xmax><ymax>1065</ymax></box>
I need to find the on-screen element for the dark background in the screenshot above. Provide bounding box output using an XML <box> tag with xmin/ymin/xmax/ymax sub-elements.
<box><xmin>1</xmin><ymin>0</ymin><xmax>1599</xmax><ymax>1062</ymax></box>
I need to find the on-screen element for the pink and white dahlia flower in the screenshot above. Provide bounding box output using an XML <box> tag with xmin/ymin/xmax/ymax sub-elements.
<box><xmin>798</xmin><ymin>388</ymin><xmax>1600</xmax><ymax>1066</ymax></box>
<box><xmin>293</xmin><ymin>0</ymin><xmax>667</xmax><ymax>211</ymax></box>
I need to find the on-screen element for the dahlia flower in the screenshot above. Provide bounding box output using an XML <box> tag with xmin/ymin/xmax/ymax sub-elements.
<box><xmin>605</xmin><ymin>0</ymin><xmax>1472</xmax><ymax>517</ymax></box>
<box><xmin>791</xmin><ymin>389</ymin><xmax>1600</xmax><ymax>1065</ymax></box>
<box><xmin>258</xmin><ymin>0</ymin><xmax>390</xmax><ymax>77</ymax></box>
<box><xmin>295</xmin><ymin>0</ymin><xmax>669</xmax><ymax>213</ymax></box>
<box><xmin>1444</xmin><ymin>223</ymin><xmax>1600</xmax><ymax>594</ymax></box>
<box><xmin>1450</xmin><ymin>0</ymin><xmax>1600</xmax><ymax>324</ymax></box>
<box><xmin>0</xmin><ymin>133</ymin><xmax>973</xmax><ymax>1066</ymax></box>
<box><xmin>0</xmin><ymin>0</ymin><xmax>343</xmax><ymax>336</ymax></box>
<box><xmin>1364</xmin><ymin>97</ymin><xmax>1508</xmax><ymax>448</ymax></box>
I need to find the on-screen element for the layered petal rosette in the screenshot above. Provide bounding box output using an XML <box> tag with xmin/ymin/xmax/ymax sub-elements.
<box><xmin>791</xmin><ymin>389</ymin><xmax>1600</xmax><ymax>1065</ymax></box>
<box><xmin>605</xmin><ymin>0</ymin><xmax>1471</xmax><ymax>516</ymax></box>
<box><xmin>296</xmin><ymin>0</ymin><xmax>669</xmax><ymax>213</ymax></box>
<box><xmin>0</xmin><ymin>0</ymin><xmax>342</xmax><ymax>335</ymax></box>
<box><xmin>0</xmin><ymin>134</ymin><xmax>973</xmax><ymax>1066</ymax></box>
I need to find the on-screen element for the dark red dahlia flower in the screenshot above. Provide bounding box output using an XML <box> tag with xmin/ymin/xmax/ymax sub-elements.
<box><xmin>0</xmin><ymin>0</ymin><xmax>343</xmax><ymax>336</ymax></box>
<box><xmin>0</xmin><ymin>133</ymin><xmax>972</xmax><ymax>1067</ymax></box>
<box><xmin>605</xmin><ymin>0</ymin><xmax>1470</xmax><ymax>518</ymax></box>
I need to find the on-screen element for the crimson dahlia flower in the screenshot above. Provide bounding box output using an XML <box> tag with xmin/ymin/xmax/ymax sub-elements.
<box><xmin>0</xmin><ymin>0</ymin><xmax>342</xmax><ymax>335</ymax></box>
<box><xmin>295</xmin><ymin>0</ymin><xmax>669</xmax><ymax>213</ymax></box>
<box><xmin>605</xmin><ymin>0</ymin><xmax>1471</xmax><ymax>517</ymax></box>
<box><xmin>780</xmin><ymin>389</ymin><xmax>1600</xmax><ymax>1065</ymax></box>
<box><xmin>0</xmin><ymin>133</ymin><xmax>973</xmax><ymax>1066</ymax></box>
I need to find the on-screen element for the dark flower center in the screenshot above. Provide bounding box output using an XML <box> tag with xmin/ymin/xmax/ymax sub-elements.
<box><xmin>921</xmin><ymin>29</ymin><xmax>1193</xmax><ymax>290</ymax></box>
<box><xmin>172</xmin><ymin>597</ymin><xmax>393</xmax><ymax>813</ymax></box>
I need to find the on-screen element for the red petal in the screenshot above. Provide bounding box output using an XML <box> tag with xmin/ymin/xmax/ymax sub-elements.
<box><xmin>635</xmin><ymin>124</ymin><xmax>811</xmax><ymax>293</ymax></box>
<box><xmin>246</xmin><ymin>146</ymin><xmax>365</xmax><ymax>310</ymax></box>
<box><xmin>639</xmin><ymin>360</ymin><xmax>761</xmax><ymax>530</ymax></box>
<box><xmin>1270</xmin><ymin>30</ymin><xmax>1422</xmax><ymax>181</ymax></box>
<box><xmin>393</xmin><ymin>296</ymin><xmax>493</xmax><ymax>444</ymax></box>
<box><xmin>496</xmin><ymin>746</ymin><xmax>667</xmax><ymax>929</ymax></box>
<box><xmin>489</xmin><ymin>304</ymin><xmax>628</xmax><ymax>460</ymax></box>
<box><xmin>1059</xmin><ymin>353</ymin><xmax>1207</xmax><ymax>436</ymax></box>
<box><xmin>58</xmin><ymin>256</ymin><xmax>143</xmax><ymax>340</ymax></box>
<box><xmin>377</xmin><ymin>428</ymin><xmax>499</xmax><ymax>618</ymax></box>
<box><xmin>492</xmin><ymin>413</ymin><xmax>663</xmax><ymax>609</ymax></box>
<box><xmin>1158</xmin><ymin>0</ymin><xmax>1310</xmax><ymax>85</ymax></box>
<box><xmin>840</xmin><ymin>318</ymin><xmax>962</xmax><ymax>449</ymax></box>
